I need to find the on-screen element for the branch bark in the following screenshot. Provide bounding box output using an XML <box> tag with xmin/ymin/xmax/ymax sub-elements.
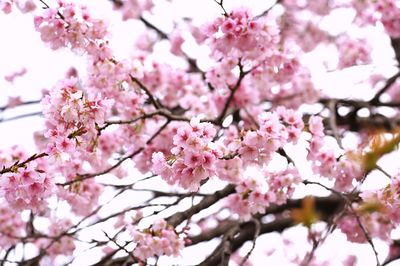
<box><xmin>167</xmin><ymin>184</ymin><xmax>235</xmax><ymax>227</ymax></box>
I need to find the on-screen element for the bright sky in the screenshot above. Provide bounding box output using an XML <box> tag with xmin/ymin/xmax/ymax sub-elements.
<box><xmin>0</xmin><ymin>0</ymin><xmax>399</xmax><ymax>265</ymax></box>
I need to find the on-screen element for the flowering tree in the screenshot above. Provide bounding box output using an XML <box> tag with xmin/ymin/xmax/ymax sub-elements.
<box><xmin>1</xmin><ymin>0</ymin><xmax>400</xmax><ymax>265</ymax></box>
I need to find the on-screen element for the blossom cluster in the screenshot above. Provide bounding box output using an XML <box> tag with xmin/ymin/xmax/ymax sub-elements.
<box><xmin>240</xmin><ymin>107</ymin><xmax>304</xmax><ymax>166</ymax></box>
<box><xmin>58</xmin><ymin>178</ymin><xmax>103</xmax><ymax>216</ymax></box>
<box><xmin>4</xmin><ymin>67</ymin><xmax>27</xmax><ymax>83</ymax></box>
<box><xmin>226</xmin><ymin>167</ymin><xmax>301</xmax><ymax>220</ymax></box>
<box><xmin>134</xmin><ymin>121</ymin><xmax>177</xmax><ymax>174</ymax></box>
<box><xmin>346</xmin><ymin>0</ymin><xmax>400</xmax><ymax>37</ymax></box>
<box><xmin>226</xmin><ymin>175</ymin><xmax>268</xmax><ymax>220</ymax></box>
<box><xmin>0</xmin><ymin>147</ymin><xmax>53</xmax><ymax>211</ymax></box>
<box><xmin>0</xmin><ymin>0</ymin><xmax>35</xmax><ymax>14</ymax></box>
<box><xmin>1</xmin><ymin>0</ymin><xmax>399</xmax><ymax>264</ymax></box>
<box><xmin>202</xmin><ymin>7</ymin><xmax>280</xmax><ymax>61</ymax></box>
<box><xmin>339</xmin><ymin>173</ymin><xmax>400</xmax><ymax>243</ymax></box>
<box><xmin>34</xmin><ymin>1</ymin><xmax>107</xmax><ymax>51</ymax></box>
<box><xmin>248</xmin><ymin>54</ymin><xmax>319</xmax><ymax>109</ymax></box>
<box><xmin>0</xmin><ymin>0</ymin><xmax>12</xmax><ymax>13</ymax></box>
<box><xmin>336</xmin><ymin>36</ymin><xmax>372</xmax><ymax>69</ymax></box>
<box><xmin>279</xmin><ymin>14</ymin><xmax>330</xmax><ymax>52</ymax></box>
<box><xmin>41</xmin><ymin>78</ymin><xmax>113</xmax><ymax>161</ymax></box>
<box><xmin>215</xmin><ymin>156</ymin><xmax>243</xmax><ymax>183</ymax></box>
<box><xmin>152</xmin><ymin>118</ymin><xmax>220</xmax><ymax>191</ymax></box>
<box><xmin>129</xmin><ymin>219</ymin><xmax>185</xmax><ymax>262</ymax></box>
<box><xmin>0</xmin><ymin>202</ymin><xmax>25</xmax><ymax>249</ymax></box>
<box><xmin>374</xmin><ymin>0</ymin><xmax>400</xmax><ymax>38</ymax></box>
<box><xmin>140</xmin><ymin>61</ymin><xmax>209</xmax><ymax>110</ymax></box>
<box><xmin>112</xmin><ymin>0</ymin><xmax>153</xmax><ymax>21</ymax></box>
<box><xmin>283</xmin><ymin>0</ymin><xmax>331</xmax><ymax>15</ymax></box>
<box><xmin>37</xmin><ymin>218</ymin><xmax>76</xmax><ymax>261</ymax></box>
<box><xmin>307</xmin><ymin>116</ymin><xmax>364</xmax><ymax>191</ymax></box>
<box><xmin>85</xmin><ymin>55</ymin><xmax>147</xmax><ymax>128</ymax></box>
<box><xmin>0</xmin><ymin>165</ymin><xmax>54</xmax><ymax>211</ymax></box>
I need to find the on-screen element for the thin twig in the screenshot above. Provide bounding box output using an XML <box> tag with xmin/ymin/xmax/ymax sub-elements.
<box><xmin>0</xmin><ymin>111</ymin><xmax>42</xmax><ymax>123</ymax></box>
<box><xmin>327</xmin><ymin>100</ymin><xmax>343</xmax><ymax>148</ymax></box>
<box><xmin>39</xmin><ymin>0</ymin><xmax>65</xmax><ymax>20</ymax></box>
<box><xmin>303</xmin><ymin>180</ymin><xmax>380</xmax><ymax>266</ymax></box>
<box><xmin>375</xmin><ymin>165</ymin><xmax>392</xmax><ymax>179</ymax></box>
<box><xmin>239</xmin><ymin>219</ymin><xmax>260</xmax><ymax>266</ymax></box>
<box><xmin>254</xmin><ymin>0</ymin><xmax>283</xmax><ymax>19</ymax></box>
<box><xmin>216</xmin><ymin>61</ymin><xmax>250</xmax><ymax>125</ymax></box>
<box><xmin>59</xmin><ymin>121</ymin><xmax>170</xmax><ymax>186</ymax></box>
<box><xmin>214</xmin><ymin>0</ymin><xmax>229</xmax><ymax>17</ymax></box>
<box><xmin>370</xmin><ymin>71</ymin><xmax>400</xmax><ymax>104</ymax></box>
<box><xmin>130</xmin><ymin>74</ymin><xmax>162</xmax><ymax>109</ymax></box>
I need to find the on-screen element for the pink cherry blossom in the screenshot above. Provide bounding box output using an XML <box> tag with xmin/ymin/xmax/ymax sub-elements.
<box><xmin>128</xmin><ymin>219</ymin><xmax>185</xmax><ymax>262</ymax></box>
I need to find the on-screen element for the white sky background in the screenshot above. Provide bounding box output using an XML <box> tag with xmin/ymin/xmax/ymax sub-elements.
<box><xmin>0</xmin><ymin>0</ymin><xmax>399</xmax><ymax>265</ymax></box>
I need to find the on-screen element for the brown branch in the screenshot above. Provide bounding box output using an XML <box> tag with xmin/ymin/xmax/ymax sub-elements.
<box><xmin>352</xmin><ymin>211</ymin><xmax>381</xmax><ymax>266</ymax></box>
<box><xmin>370</xmin><ymin>71</ymin><xmax>400</xmax><ymax>105</ymax></box>
<box><xmin>216</xmin><ymin>62</ymin><xmax>249</xmax><ymax>125</ymax></box>
<box><xmin>102</xmin><ymin>231</ymin><xmax>134</xmax><ymax>261</ymax></box>
<box><xmin>39</xmin><ymin>0</ymin><xmax>65</xmax><ymax>20</ymax></box>
<box><xmin>302</xmin><ymin>111</ymin><xmax>400</xmax><ymax>134</ymax></box>
<box><xmin>214</xmin><ymin>0</ymin><xmax>229</xmax><ymax>17</ymax></box>
<box><xmin>390</xmin><ymin>37</ymin><xmax>400</xmax><ymax>67</ymax></box>
<box><xmin>254</xmin><ymin>0</ymin><xmax>283</xmax><ymax>19</ymax></box>
<box><xmin>197</xmin><ymin>192</ymin><xmax>349</xmax><ymax>266</ymax></box>
<box><xmin>319</xmin><ymin>97</ymin><xmax>400</xmax><ymax>109</ymax></box>
<box><xmin>130</xmin><ymin>75</ymin><xmax>162</xmax><ymax>109</ymax></box>
<box><xmin>167</xmin><ymin>184</ymin><xmax>235</xmax><ymax>227</ymax></box>
<box><xmin>0</xmin><ymin>245</ymin><xmax>16</xmax><ymax>266</ymax></box>
<box><xmin>189</xmin><ymin>220</ymin><xmax>237</xmax><ymax>245</ymax></box>
<box><xmin>303</xmin><ymin>181</ymin><xmax>380</xmax><ymax>265</ymax></box>
<box><xmin>91</xmin><ymin>243</ymin><xmax>133</xmax><ymax>266</ymax></box>
<box><xmin>94</xmin><ymin>193</ymin><xmax>347</xmax><ymax>266</ymax></box>
<box><xmin>239</xmin><ymin>218</ymin><xmax>260</xmax><ymax>266</ymax></box>
<box><xmin>102</xmin><ymin>108</ymin><xmax>195</xmax><ymax>131</ymax></box>
<box><xmin>138</xmin><ymin>17</ymin><xmax>203</xmax><ymax>74</ymax></box>
<box><xmin>327</xmin><ymin>99</ymin><xmax>343</xmax><ymax>148</ymax></box>
<box><xmin>102</xmin><ymin>110</ymin><xmax>163</xmax><ymax>130</ymax></box>
<box><xmin>188</xmin><ymin>194</ymin><xmax>346</xmax><ymax>246</ymax></box>
<box><xmin>382</xmin><ymin>240</ymin><xmax>400</xmax><ymax>266</ymax></box>
<box><xmin>139</xmin><ymin>16</ymin><xmax>169</xmax><ymax>40</ymax></box>
<box><xmin>128</xmin><ymin>188</ymin><xmax>209</xmax><ymax>198</ymax></box>
<box><xmin>221</xmin><ymin>225</ymin><xmax>240</xmax><ymax>266</ymax></box>
<box><xmin>85</xmin><ymin>203</ymin><xmax>171</xmax><ymax>230</ymax></box>
<box><xmin>198</xmin><ymin>218</ymin><xmax>294</xmax><ymax>266</ymax></box>
<box><xmin>0</xmin><ymin>152</ymin><xmax>48</xmax><ymax>175</ymax></box>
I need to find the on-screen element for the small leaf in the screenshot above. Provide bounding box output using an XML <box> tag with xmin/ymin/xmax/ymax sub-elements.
<box><xmin>292</xmin><ymin>196</ymin><xmax>320</xmax><ymax>228</ymax></box>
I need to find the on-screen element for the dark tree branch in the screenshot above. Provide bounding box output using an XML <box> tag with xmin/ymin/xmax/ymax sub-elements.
<box><xmin>0</xmin><ymin>152</ymin><xmax>48</xmax><ymax>175</ymax></box>
<box><xmin>139</xmin><ymin>16</ymin><xmax>169</xmax><ymax>40</ymax></box>
<box><xmin>138</xmin><ymin>17</ymin><xmax>202</xmax><ymax>74</ymax></box>
<box><xmin>370</xmin><ymin>71</ymin><xmax>400</xmax><ymax>105</ymax></box>
<box><xmin>215</xmin><ymin>62</ymin><xmax>250</xmax><ymax>125</ymax></box>
<box><xmin>130</xmin><ymin>74</ymin><xmax>162</xmax><ymax>110</ymax></box>
<box><xmin>254</xmin><ymin>0</ymin><xmax>283</xmax><ymax>19</ymax></box>
<box><xmin>197</xmin><ymin>218</ymin><xmax>294</xmax><ymax>266</ymax></box>
<box><xmin>390</xmin><ymin>37</ymin><xmax>400</xmax><ymax>67</ymax></box>
<box><xmin>214</xmin><ymin>0</ymin><xmax>229</xmax><ymax>17</ymax></box>
<box><xmin>319</xmin><ymin>97</ymin><xmax>400</xmax><ymax>108</ymax></box>
<box><xmin>167</xmin><ymin>185</ymin><xmax>235</xmax><ymax>227</ymax></box>
<box><xmin>188</xmin><ymin>194</ymin><xmax>346</xmax><ymax>245</ymax></box>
